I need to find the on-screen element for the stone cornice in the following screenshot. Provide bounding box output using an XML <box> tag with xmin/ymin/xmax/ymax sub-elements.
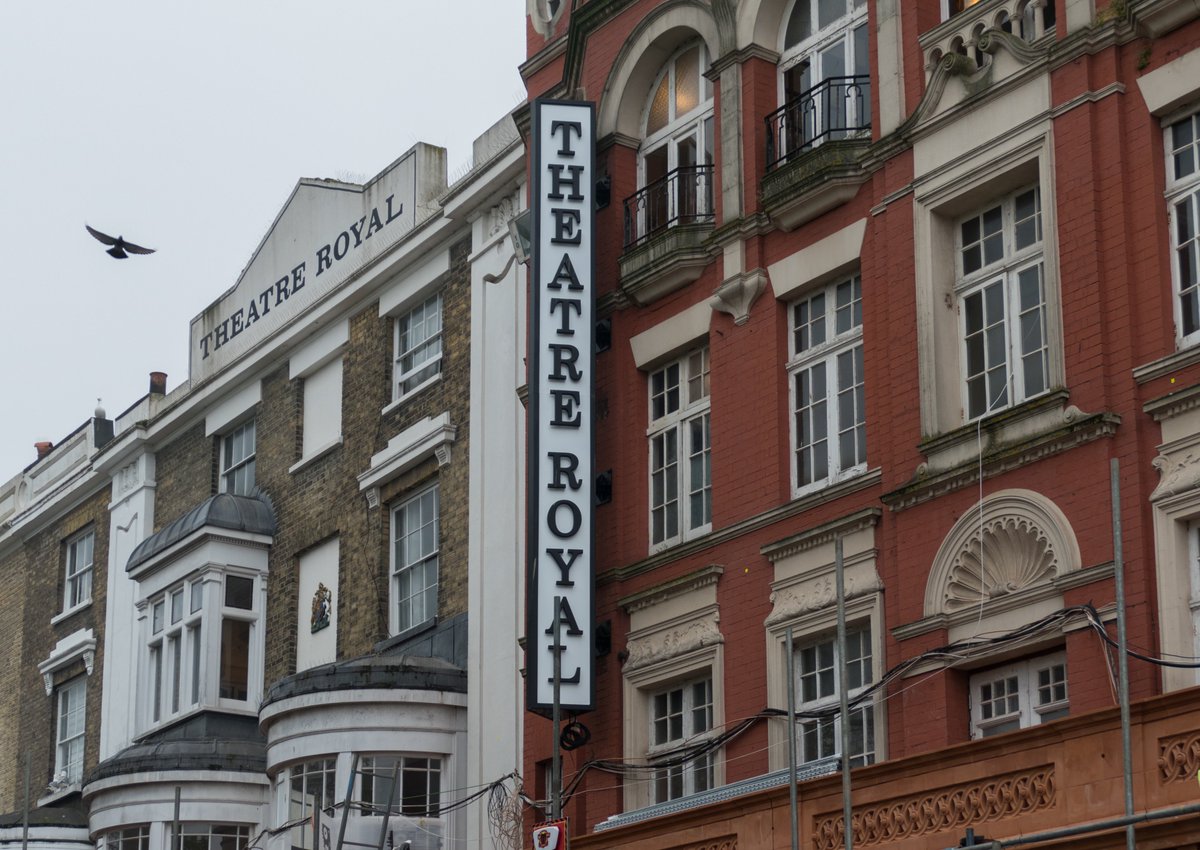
<box><xmin>1144</xmin><ymin>382</ymin><xmax>1200</xmax><ymax>422</ymax></box>
<box><xmin>599</xmin><ymin>470</ymin><xmax>882</xmax><ymax>585</ymax></box>
<box><xmin>619</xmin><ymin>564</ymin><xmax>724</xmax><ymax>613</ymax></box>
<box><xmin>761</xmin><ymin>507</ymin><xmax>882</xmax><ymax>563</ymax></box>
<box><xmin>884</xmin><ymin>409</ymin><xmax>1120</xmax><ymax>512</ymax></box>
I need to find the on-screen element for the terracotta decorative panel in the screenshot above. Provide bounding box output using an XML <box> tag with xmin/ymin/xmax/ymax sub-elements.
<box><xmin>674</xmin><ymin>838</ymin><xmax>736</xmax><ymax>850</ymax></box>
<box><xmin>1159</xmin><ymin>730</ymin><xmax>1200</xmax><ymax>783</ymax></box>
<box><xmin>811</xmin><ymin>766</ymin><xmax>1055</xmax><ymax>849</ymax></box>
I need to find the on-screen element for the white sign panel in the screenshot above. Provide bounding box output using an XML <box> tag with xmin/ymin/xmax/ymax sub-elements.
<box><xmin>527</xmin><ymin>99</ymin><xmax>594</xmax><ymax>712</ymax></box>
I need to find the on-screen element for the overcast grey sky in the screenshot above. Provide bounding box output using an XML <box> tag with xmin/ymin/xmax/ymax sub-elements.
<box><xmin>0</xmin><ymin>1</ymin><xmax>526</xmax><ymax>479</ymax></box>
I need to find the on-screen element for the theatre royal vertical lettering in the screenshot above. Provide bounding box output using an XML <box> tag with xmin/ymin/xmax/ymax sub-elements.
<box><xmin>527</xmin><ymin>100</ymin><xmax>595</xmax><ymax>712</ymax></box>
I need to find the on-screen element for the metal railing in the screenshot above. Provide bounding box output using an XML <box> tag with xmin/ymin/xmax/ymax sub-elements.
<box><xmin>623</xmin><ymin>164</ymin><xmax>714</xmax><ymax>247</ymax></box>
<box><xmin>765</xmin><ymin>75</ymin><xmax>871</xmax><ymax>170</ymax></box>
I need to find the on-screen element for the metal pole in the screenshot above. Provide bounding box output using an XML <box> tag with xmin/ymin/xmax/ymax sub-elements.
<box><xmin>835</xmin><ymin>537</ymin><xmax>853</xmax><ymax>850</ymax></box>
<box><xmin>333</xmin><ymin>753</ymin><xmax>358</xmax><ymax>850</ymax></box>
<box><xmin>21</xmin><ymin>754</ymin><xmax>29</xmax><ymax>850</ymax></box>
<box><xmin>999</xmin><ymin>800</ymin><xmax>1200</xmax><ymax>846</ymax></box>
<box><xmin>172</xmin><ymin>786</ymin><xmax>182</xmax><ymax>850</ymax></box>
<box><xmin>1109</xmin><ymin>458</ymin><xmax>1135</xmax><ymax>850</ymax></box>
<box><xmin>551</xmin><ymin>595</ymin><xmax>562</xmax><ymax>821</ymax></box>
<box><xmin>786</xmin><ymin>626</ymin><xmax>799</xmax><ymax>850</ymax></box>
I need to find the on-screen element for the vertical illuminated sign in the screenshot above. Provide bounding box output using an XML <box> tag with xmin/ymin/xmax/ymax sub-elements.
<box><xmin>527</xmin><ymin>99</ymin><xmax>595</xmax><ymax>712</ymax></box>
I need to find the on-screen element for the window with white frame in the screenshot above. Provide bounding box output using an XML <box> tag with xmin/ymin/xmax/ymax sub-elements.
<box><xmin>54</xmin><ymin>676</ymin><xmax>86</xmax><ymax>785</ymax></box>
<box><xmin>220</xmin><ymin>420</ymin><xmax>256</xmax><ymax>495</ymax></box>
<box><xmin>648</xmin><ymin>348</ymin><xmax>711</xmax><ymax>549</ymax></box>
<box><xmin>391</xmin><ymin>486</ymin><xmax>439</xmax><ymax>634</ymax></box>
<box><xmin>957</xmin><ymin>186</ymin><xmax>1048</xmax><ymax>420</ymax></box>
<box><xmin>628</xmin><ymin>42</ymin><xmax>714</xmax><ymax>245</ymax></box>
<box><xmin>777</xmin><ymin>0</ymin><xmax>869</xmax><ymax>153</ymax></box>
<box><xmin>63</xmin><ymin>529</ymin><xmax>94</xmax><ymax>612</ymax></box>
<box><xmin>1189</xmin><ymin>522</ymin><xmax>1200</xmax><ymax>679</ymax></box>
<box><xmin>794</xmin><ymin>626</ymin><xmax>875</xmax><ymax>767</ymax></box>
<box><xmin>360</xmin><ymin>755</ymin><xmax>442</xmax><ymax>817</ymax></box>
<box><xmin>789</xmin><ymin>275</ymin><xmax>866</xmax><ymax>494</ymax></box>
<box><xmin>288</xmin><ymin>758</ymin><xmax>337</xmax><ymax>849</ymax></box>
<box><xmin>969</xmin><ymin>651</ymin><xmax>1068</xmax><ymax>738</ymax></box>
<box><xmin>648</xmin><ymin>678</ymin><xmax>715</xmax><ymax>802</ymax></box>
<box><xmin>394</xmin><ymin>293</ymin><xmax>443</xmax><ymax>401</ymax></box>
<box><xmin>1168</xmin><ymin>110</ymin><xmax>1200</xmax><ymax>348</ymax></box>
<box><xmin>144</xmin><ymin>572</ymin><xmax>259</xmax><ymax>729</ymax></box>
<box><xmin>102</xmin><ymin>827</ymin><xmax>149</xmax><ymax>850</ymax></box>
<box><xmin>174</xmin><ymin>824</ymin><xmax>252</xmax><ymax>850</ymax></box>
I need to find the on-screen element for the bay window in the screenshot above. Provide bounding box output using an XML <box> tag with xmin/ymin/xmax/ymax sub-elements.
<box><xmin>142</xmin><ymin>571</ymin><xmax>261</xmax><ymax>730</ymax></box>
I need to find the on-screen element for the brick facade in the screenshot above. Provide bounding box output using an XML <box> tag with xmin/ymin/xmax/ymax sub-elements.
<box><xmin>522</xmin><ymin>1</ymin><xmax>1200</xmax><ymax>847</ymax></box>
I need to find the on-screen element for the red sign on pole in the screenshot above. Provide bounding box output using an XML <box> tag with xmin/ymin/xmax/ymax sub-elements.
<box><xmin>531</xmin><ymin>819</ymin><xmax>568</xmax><ymax>850</ymax></box>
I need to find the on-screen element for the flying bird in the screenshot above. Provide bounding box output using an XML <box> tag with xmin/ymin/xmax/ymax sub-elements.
<box><xmin>85</xmin><ymin>225</ymin><xmax>156</xmax><ymax>259</ymax></box>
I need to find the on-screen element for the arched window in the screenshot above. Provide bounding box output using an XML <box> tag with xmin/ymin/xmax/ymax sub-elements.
<box><xmin>769</xmin><ymin>0</ymin><xmax>869</xmax><ymax>165</ymax></box>
<box><xmin>625</xmin><ymin>42</ymin><xmax>715</xmax><ymax>246</ymax></box>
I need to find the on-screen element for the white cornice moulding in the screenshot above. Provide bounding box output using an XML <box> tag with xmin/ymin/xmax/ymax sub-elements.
<box><xmin>357</xmin><ymin>413</ymin><xmax>457</xmax><ymax>507</ymax></box>
<box><xmin>289</xmin><ymin>320</ymin><xmax>349</xmax><ymax>379</ymax></box>
<box><xmin>1137</xmin><ymin>43</ymin><xmax>1200</xmax><ymax>115</ymax></box>
<box><xmin>768</xmin><ymin>218</ymin><xmax>867</xmax><ymax>300</ymax></box>
<box><xmin>204</xmin><ymin>380</ymin><xmax>263</xmax><ymax>437</ymax></box>
<box><xmin>629</xmin><ymin>301</ymin><xmax>713</xmax><ymax>370</ymax></box>
<box><xmin>38</xmin><ymin>628</ymin><xmax>96</xmax><ymax>695</ymax></box>
<box><xmin>378</xmin><ymin>249</ymin><xmax>450</xmax><ymax>318</ymax></box>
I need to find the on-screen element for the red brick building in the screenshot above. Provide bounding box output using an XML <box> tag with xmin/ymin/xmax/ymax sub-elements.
<box><xmin>520</xmin><ymin>0</ymin><xmax>1200</xmax><ymax>847</ymax></box>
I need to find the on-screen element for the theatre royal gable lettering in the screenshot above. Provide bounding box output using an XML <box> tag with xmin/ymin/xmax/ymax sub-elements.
<box><xmin>188</xmin><ymin>145</ymin><xmax>444</xmax><ymax>384</ymax></box>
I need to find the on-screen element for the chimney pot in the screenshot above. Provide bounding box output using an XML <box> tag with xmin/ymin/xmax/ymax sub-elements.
<box><xmin>149</xmin><ymin>371</ymin><xmax>167</xmax><ymax>395</ymax></box>
<box><xmin>34</xmin><ymin>441</ymin><xmax>53</xmax><ymax>460</ymax></box>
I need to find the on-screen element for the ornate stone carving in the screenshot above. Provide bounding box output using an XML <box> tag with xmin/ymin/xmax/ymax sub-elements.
<box><xmin>812</xmin><ymin>766</ymin><xmax>1056</xmax><ymax>849</ymax></box>
<box><xmin>117</xmin><ymin>461</ymin><xmax>138</xmax><ymax>495</ymax></box>
<box><xmin>766</xmin><ymin>572</ymin><xmax>881</xmax><ymax>626</ymax></box>
<box><xmin>677</xmin><ymin>840</ymin><xmax>736</xmax><ymax>850</ymax></box>
<box><xmin>924</xmin><ymin>490</ymin><xmax>1081</xmax><ymax>619</ymax></box>
<box><xmin>624</xmin><ymin>612</ymin><xmax>722</xmax><ymax>672</ymax></box>
<box><xmin>526</xmin><ymin>0</ymin><xmax>564</xmax><ymax>38</ymax></box>
<box><xmin>489</xmin><ymin>194</ymin><xmax>519</xmax><ymax>237</ymax></box>
<box><xmin>1151</xmin><ymin>452</ymin><xmax>1200</xmax><ymax>502</ymax></box>
<box><xmin>1158</xmin><ymin>730</ymin><xmax>1200</xmax><ymax>783</ymax></box>
<box><xmin>943</xmin><ymin>516</ymin><xmax>1056</xmax><ymax>612</ymax></box>
<box><xmin>709</xmin><ymin>270</ymin><xmax>767</xmax><ymax>326</ymax></box>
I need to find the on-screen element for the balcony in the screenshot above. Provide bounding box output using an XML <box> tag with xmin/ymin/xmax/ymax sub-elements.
<box><xmin>760</xmin><ymin>75</ymin><xmax>872</xmax><ymax>231</ymax></box>
<box><xmin>618</xmin><ymin>165</ymin><xmax>716</xmax><ymax>305</ymax></box>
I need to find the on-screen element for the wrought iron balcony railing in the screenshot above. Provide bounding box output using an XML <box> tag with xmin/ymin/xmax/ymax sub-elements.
<box><xmin>764</xmin><ymin>75</ymin><xmax>871</xmax><ymax>171</ymax></box>
<box><xmin>623</xmin><ymin>164</ymin><xmax>715</xmax><ymax>248</ymax></box>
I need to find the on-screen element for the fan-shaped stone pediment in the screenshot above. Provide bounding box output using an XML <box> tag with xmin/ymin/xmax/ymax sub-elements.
<box><xmin>944</xmin><ymin>516</ymin><xmax>1056</xmax><ymax>611</ymax></box>
<box><xmin>925</xmin><ymin>490</ymin><xmax>1080</xmax><ymax>618</ymax></box>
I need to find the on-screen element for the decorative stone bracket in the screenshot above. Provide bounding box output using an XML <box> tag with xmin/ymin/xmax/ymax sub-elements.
<box><xmin>709</xmin><ymin>269</ymin><xmax>767</xmax><ymax>326</ymax></box>
<box><xmin>38</xmin><ymin>629</ymin><xmax>96</xmax><ymax>696</ymax></box>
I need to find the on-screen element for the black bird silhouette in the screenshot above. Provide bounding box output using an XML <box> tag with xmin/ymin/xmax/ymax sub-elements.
<box><xmin>85</xmin><ymin>225</ymin><xmax>156</xmax><ymax>259</ymax></box>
